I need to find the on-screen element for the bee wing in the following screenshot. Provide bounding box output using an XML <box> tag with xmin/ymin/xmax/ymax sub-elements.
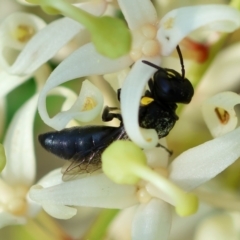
<box><xmin>61</xmin><ymin>126</ymin><xmax>127</xmax><ymax>182</ymax></box>
<box><xmin>61</xmin><ymin>150</ymin><xmax>103</xmax><ymax>182</ymax></box>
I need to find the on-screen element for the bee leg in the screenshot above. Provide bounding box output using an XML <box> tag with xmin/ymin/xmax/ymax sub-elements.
<box><xmin>117</xmin><ymin>89</ymin><xmax>121</xmax><ymax>102</ymax></box>
<box><xmin>102</xmin><ymin>106</ymin><xmax>122</xmax><ymax>122</ymax></box>
<box><xmin>156</xmin><ymin>143</ymin><xmax>173</xmax><ymax>156</ymax></box>
<box><xmin>147</xmin><ymin>79</ymin><xmax>154</xmax><ymax>96</ymax></box>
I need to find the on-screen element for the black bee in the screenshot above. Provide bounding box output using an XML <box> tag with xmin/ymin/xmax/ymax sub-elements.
<box><xmin>39</xmin><ymin>46</ymin><xmax>194</xmax><ymax>180</ymax></box>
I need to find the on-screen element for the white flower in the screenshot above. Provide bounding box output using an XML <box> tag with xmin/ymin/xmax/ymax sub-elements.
<box><xmin>0</xmin><ymin>69</ymin><xmax>103</xmax><ymax>229</ymax></box>
<box><xmin>28</xmin><ymin>128</ymin><xmax>240</xmax><ymax>237</ymax></box>
<box><xmin>194</xmin><ymin>211</ymin><xmax>240</xmax><ymax>240</ymax></box>
<box><xmin>0</xmin><ymin>12</ymin><xmax>47</xmax><ymax>136</ymax></box>
<box><xmin>30</xmin><ymin>1</ymin><xmax>240</xmax><ymax>149</ymax></box>
<box><xmin>0</xmin><ymin>93</ymin><xmax>39</xmax><ymax>228</ymax></box>
<box><xmin>3</xmin><ymin>2</ymin><xmax>240</xmax><ymax>147</ymax></box>
<box><xmin>29</xmin><ymin>91</ymin><xmax>240</xmax><ymax>239</ymax></box>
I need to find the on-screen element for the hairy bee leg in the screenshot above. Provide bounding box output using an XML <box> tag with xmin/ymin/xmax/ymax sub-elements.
<box><xmin>102</xmin><ymin>106</ymin><xmax>122</xmax><ymax>122</ymax></box>
<box><xmin>156</xmin><ymin>143</ymin><xmax>173</xmax><ymax>156</ymax></box>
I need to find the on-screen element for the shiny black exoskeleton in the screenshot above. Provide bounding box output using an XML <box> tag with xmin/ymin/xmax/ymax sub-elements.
<box><xmin>39</xmin><ymin>46</ymin><xmax>194</xmax><ymax>179</ymax></box>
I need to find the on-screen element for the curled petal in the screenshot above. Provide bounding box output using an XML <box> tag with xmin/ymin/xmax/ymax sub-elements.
<box><xmin>70</xmin><ymin>80</ymin><xmax>103</xmax><ymax>123</ymax></box>
<box><xmin>2</xmin><ymin>94</ymin><xmax>38</xmax><ymax>186</ymax></box>
<box><xmin>29</xmin><ymin>174</ymin><xmax>138</xmax><ymax>209</ymax></box>
<box><xmin>202</xmin><ymin>92</ymin><xmax>240</xmax><ymax>137</ymax></box>
<box><xmin>132</xmin><ymin>199</ymin><xmax>171</xmax><ymax>240</ymax></box>
<box><xmin>158</xmin><ymin>5</ymin><xmax>240</xmax><ymax>56</ymax></box>
<box><xmin>0</xmin><ymin>211</ymin><xmax>26</xmax><ymax>229</ymax></box>
<box><xmin>42</xmin><ymin>204</ymin><xmax>77</xmax><ymax>220</ymax></box>
<box><xmin>38</xmin><ymin>43</ymin><xmax>132</xmax><ymax>130</ymax></box>
<box><xmin>121</xmin><ymin>57</ymin><xmax>160</xmax><ymax>149</ymax></box>
<box><xmin>169</xmin><ymin>127</ymin><xmax>240</xmax><ymax>191</ymax></box>
<box><xmin>118</xmin><ymin>0</ymin><xmax>157</xmax><ymax>30</ymax></box>
<box><xmin>38</xmin><ymin>80</ymin><xmax>103</xmax><ymax>130</ymax></box>
<box><xmin>104</xmin><ymin>67</ymin><xmax>131</xmax><ymax>93</ymax></box>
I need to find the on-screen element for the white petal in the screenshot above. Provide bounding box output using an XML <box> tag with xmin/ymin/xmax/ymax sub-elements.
<box><xmin>169</xmin><ymin>127</ymin><xmax>240</xmax><ymax>191</ymax></box>
<box><xmin>37</xmin><ymin>168</ymin><xmax>63</xmax><ymax>188</ymax></box>
<box><xmin>0</xmin><ymin>71</ymin><xmax>30</xmax><ymax>98</ymax></box>
<box><xmin>38</xmin><ymin>80</ymin><xmax>103</xmax><ymax>130</ymax></box>
<box><xmin>202</xmin><ymin>92</ymin><xmax>240</xmax><ymax>137</ymax></box>
<box><xmin>158</xmin><ymin>5</ymin><xmax>240</xmax><ymax>56</ymax></box>
<box><xmin>42</xmin><ymin>204</ymin><xmax>77</xmax><ymax>220</ymax></box>
<box><xmin>170</xmin><ymin>203</ymin><xmax>214</xmax><ymax>240</ymax></box>
<box><xmin>16</xmin><ymin>0</ymin><xmax>34</xmax><ymax>6</ymax></box>
<box><xmin>144</xmin><ymin>139</ymin><xmax>169</xmax><ymax>168</ymax></box>
<box><xmin>107</xmin><ymin>206</ymin><xmax>136</xmax><ymax>240</ymax></box>
<box><xmin>38</xmin><ymin>43</ymin><xmax>132</xmax><ymax>130</ymax></box>
<box><xmin>73</xmin><ymin>1</ymin><xmax>107</xmax><ymax>16</ymax></box>
<box><xmin>118</xmin><ymin>0</ymin><xmax>157</xmax><ymax>30</ymax></box>
<box><xmin>121</xmin><ymin>57</ymin><xmax>161</xmax><ymax>149</ymax></box>
<box><xmin>7</xmin><ymin>17</ymin><xmax>82</xmax><ymax>75</ymax></box>
<box><xmin>104</xmin><ymin>67</ymin><xmax>131</xmax><ymax>92</ymax></box>
<box><xmin>0</xmin><ymin>211</ymin><xmax>26</xmax><ymax>228</ymax></box>
<box><xmin>29</xmin><ymin>173</ymin><xmax>138</xmax><ymax>209</ymax></box>
<box><xmin>26</xmin><ymin>194</ymin><xmax>42</xmax><ymax>218</ymax></box>
<box><xmin>132</xmin><ymin>199</ymin><xmax>172</xmax><ymax>240</ymax></box>
<box><xmin>197</xmin><ymin>42</ymin><xmax>240</xmax><ymax>96</ymax></box>
<box><xmin>68</xmin><ymin>79</ymin><xmax>104</xmax><ymax>123</ymax></box>
<box><xmin>2</xmin><ymin>94</ymin><xmax>38</xmax><ymax>186</ymax></box>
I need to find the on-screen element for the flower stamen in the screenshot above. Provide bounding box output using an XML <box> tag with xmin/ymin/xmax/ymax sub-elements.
<box><xmin>215</xmin><ymin>107</ymin><xmax>230</xmax><ymax>125</ymax></box>
<box><xmin>13</xmin><ymin>25</ymin><xmax>35</xmax><ymax>43</ymax></box>
<box><xmin>82</xmin><ymin>97</ymin><xmax>96</xmax><ymax>111</ymax></box>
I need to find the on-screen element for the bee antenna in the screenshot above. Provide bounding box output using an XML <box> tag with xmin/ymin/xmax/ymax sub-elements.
<box><xmin>176</xmin><ymin>45</ymin><xmax>185</xmax><ymax>79</ymax></box>
<box><xmin>142</xmin><ymin>60</ymin><xmax>163</xmax><ymax>70</ymax></box>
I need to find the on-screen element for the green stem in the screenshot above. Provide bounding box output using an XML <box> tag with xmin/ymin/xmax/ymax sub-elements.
<box><xmin>130</xmin><ymin>164</ymin><xmax>198</xmax><ymax>216</ymax></box>
<box><xmin>83</xmin><ymin>209</ymin><xmax>119</xmax><ymax>240</ymax></box>
<box><xmin>47</xmin><ymin>1</ymin><xmax>98</xmax><ymax>32</ymax></box>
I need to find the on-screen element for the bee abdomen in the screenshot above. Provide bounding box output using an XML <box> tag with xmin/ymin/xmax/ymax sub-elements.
<box><xmin>38</xmin><ymin>130</ymin><xmax>79</xmax><ymax>160</ymax></box>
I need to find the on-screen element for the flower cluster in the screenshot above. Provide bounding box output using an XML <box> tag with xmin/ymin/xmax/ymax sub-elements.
<box><xmin>1</xmin><ymin>0</ymin><xmax>240</xmax><ymax>240</ymax></box>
